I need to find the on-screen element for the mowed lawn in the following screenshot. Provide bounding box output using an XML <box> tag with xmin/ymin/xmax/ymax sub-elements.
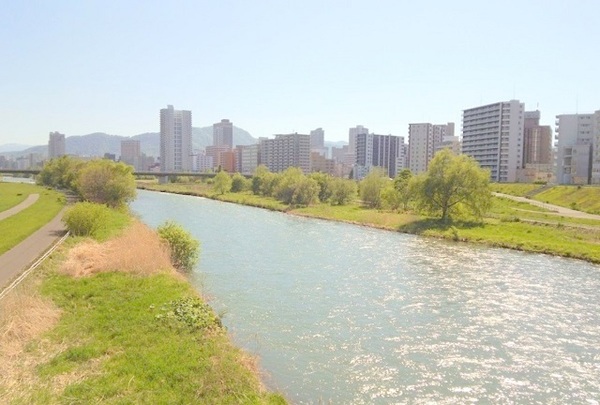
<box><xmin>0</xmin><ymin>182</ymin><xmax>65</xmax><ymax>254</ymax></box>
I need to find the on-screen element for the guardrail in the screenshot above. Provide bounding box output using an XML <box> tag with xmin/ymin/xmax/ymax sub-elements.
<box><xmin>0</xmin><ymin>231</ymin><xmax>70</xmax><ymax>301</ymax></box>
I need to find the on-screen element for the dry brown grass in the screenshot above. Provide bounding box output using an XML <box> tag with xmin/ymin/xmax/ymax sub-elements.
<box><xmin>0</xmin><ymin>287</ymin><xmax>62</xmax><ymax>398</ymax></box>
<box><xmin>61</xmin><ymin>221</ymin><xmax>176</xmax><ymax>277</ymax></box>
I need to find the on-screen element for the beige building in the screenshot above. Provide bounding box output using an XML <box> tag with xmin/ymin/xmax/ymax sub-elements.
<box><xmin>408</xmin><ymin>123</ymin><xmax>454</xmax><ymax>174</ymax></box>
<box><xmin>121</xmin><ymin>139</ymin><xmax>141</xmax><ymax>170</ymax></box>
<box><xmin>259</xmin><ymin>133</ymin><xmax>311</xmax><ymax>173</ymax></box>
<box><xmin>48</xmin><ymin>131</ymin><xmax>65</xmax><ymax>159</ymax></box>
<box><xmin>213</xmin><ymin>119</ymin><xmax>233</xmax><ymax>148</ymax></box>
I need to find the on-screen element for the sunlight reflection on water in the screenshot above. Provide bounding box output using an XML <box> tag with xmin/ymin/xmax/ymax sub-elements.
<box><xmin>131</xmin><ymin>190</ymin><xmax>600</xmax><ymax>404</ymax></box>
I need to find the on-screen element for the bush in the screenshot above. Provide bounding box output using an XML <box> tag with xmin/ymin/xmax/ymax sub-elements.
<box><xmin>157</xmin><ymin>221</ymin><xmax>200</xmax><ymax>273</ymax></box>
<box><xmin>213</xmin><ymin>171</ymin><xmax>232</xmax><ymax>195</ymax></box>
<box><xmin>230</xmin><ymin>173</ymin><xmax>249</xmax><ymax>193</ymax></box>
<box><xmin>155</xmin><ymin>297</ymin><xmax>222</xmax><ymax>332</ymax></box>
<box><xmin>329</xmin><ymin>177</ymin><xmax>357</xmax><ymax>205</ymax></box>
<box><xmin>63</xmin><ymin>202</ymin><xmax>111</xmax><ymax>237</ymax></box>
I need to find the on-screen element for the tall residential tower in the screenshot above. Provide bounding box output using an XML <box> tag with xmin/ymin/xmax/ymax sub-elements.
<box><xmin>462</xmin><ymin>100</ymin><xmax>524</xmax><ymax>182</ymax></box>
<box><xmin>160</xmin><ymin>105</ymin><xmax>192</xmax><ymax>172</ymax></box>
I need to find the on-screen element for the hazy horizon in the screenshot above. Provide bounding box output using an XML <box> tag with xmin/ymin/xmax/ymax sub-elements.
<box><xmin>1</xmin><ymin>1</ymin><xmax>598</xmax><ymax>145</ymax></box>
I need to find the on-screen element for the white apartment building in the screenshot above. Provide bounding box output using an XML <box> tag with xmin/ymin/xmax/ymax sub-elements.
<box><xmin>160</xmin><ymin>105</ymin><xmax>192</xmax><ymax>172</ymax></box>
<box><xmin>48</xmin><ymin>131</ymin><xmax>65</xmax><ymax>159</ymax></box>
<box><xmin>408</xmin><ymin>123</ymin><xmax>454</xmax><ymax>174</ymax></box>
<box><xmin>348</xmin><ymin>125</ymin><xmax>368</xmax><ymax>167</ymax></box>
<box><xmin>310</xmin><ymin>127</ymin><xmax>325</xmax><ymax>149</ymax></box>
<box><xmin>594</xmin><ymin>111</ymin><xmax>600</xmax><ymax>184</ymax></box>
<box><xmin>462</xmin><ymin>100</ymin><xmax>524</xmax><ymax>182</ymax></box>
<box><xmin>259</xmin><ymin>133</ymin><xmax>311</xmax><ymax>173</ymax></box>
<box><xmin>555</xmin><ymin>112</ymin><xmax>597</xmax><ymax>184</ymax></box>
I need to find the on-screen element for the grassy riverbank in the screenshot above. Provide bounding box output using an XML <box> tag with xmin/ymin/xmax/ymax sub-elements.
<box><xmin>0</xmin><ymin>206</ymin><xmax>285</xmax><ymax>404</ymax></box>
<box><xmin>139</xmin><ymin>181</ymin><xmax>600</xmax><ymax>264</ymax></box>
<box><xmin>0</xmin><ymin>183</ymin><xmax>65</xmax><ymax>254</ymax></box>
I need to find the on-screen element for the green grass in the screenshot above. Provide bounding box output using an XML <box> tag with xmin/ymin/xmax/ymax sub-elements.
<box><xmin>141</xmin><ymin>180</ymin><xmax>600</xmax><ymax>264</ymax></box>
<box><xmin>30</xmin><ymin>272</ymin><xmax>284</xmax><ymax>404</ymax></box>
<box><xmin>0</xmin><ymin>184</ymin><xmax>65</xmax><ymax>254</ymax></box>
<box><xmin>0</xmin><ymin>182</ymin><xmax>34</xmax><ymax>211</ymax></box>
<box><xmin>533</xmin><ymin>185</ymin><xmax>600</xmax><ymax>214</ymax></box>
<box><xmin>490</xmin><ymin>183</ymin><xmax>545</xmax><ymax>196</ymax></box>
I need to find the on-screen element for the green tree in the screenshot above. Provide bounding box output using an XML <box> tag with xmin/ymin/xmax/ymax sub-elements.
<box><xmin>213</xmin><ymin>171</ymin><xmax>232</xmax><ymax>194</ymax></box>
<box><xmin>251</xmin><ymin>165</ymin><xmax>279</xmax><ymax>196</ymax></box>
<box><xmin>329</xmin><ymin>177</ymin><xmax>357</xmax><ymax>205</ymax></box>
<box><xmin>230</xmin><ymin>173</ymin><xmax>249</xmax><ymax>192</ymax></box>
<box><xmin>393</xmin><ymin>169</ymin><xmax>414</xmax><ymax>211</ymax></box>
<box><xmin>309</xmin><ymin>172</ymin><xmax>332</xmax><ymax>202</ymax></box>
<box><xmin>76</xmin><ymin>159</ymin><xmax>136</xmax><ymax>208</ymax></box>
<box><xmin>37</xmin><ymin>155</ymin><xmax>84</xmax><ymax>191</ymax></box>
<box><xmin>274</xmin><ymin>167</ymin><xmax>305</xmax><ymax>204</ymax></box>
<box><xmin>359</xmin><ymin>168</ymin><xmax>387</xmax><ymax>208</ymax></box>
<box><xmin>157</xmin><ymin>221</ymin><xmax>200</xmax><ymax>273</ymax></box>
<box><xmin>416</xmin><ymin>149</ymin><xmax>491</xmax><ymax>222</ymax></box>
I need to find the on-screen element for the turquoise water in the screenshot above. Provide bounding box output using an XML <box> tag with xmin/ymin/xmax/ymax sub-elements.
<box><xmin>131</xmin><ymin>190</ymin><xmax>600</xmax><ymax>404</ymax></box>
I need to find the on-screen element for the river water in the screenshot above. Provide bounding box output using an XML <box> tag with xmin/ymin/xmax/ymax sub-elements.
<box><xmin>131</xmin><ymin>190</ymin><xmax>600</xmax><ymax>404</ymax></box>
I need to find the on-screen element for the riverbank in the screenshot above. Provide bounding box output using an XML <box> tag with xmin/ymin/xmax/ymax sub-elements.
<box><xmin>0</xmin><ymin>205</ymin><xmax>285</xmax><ymax>403</ymax></box>
<box><xmin>138</xmin><ymin>181</ymin><xmax>600</xmax><ymax>264</ymax></box>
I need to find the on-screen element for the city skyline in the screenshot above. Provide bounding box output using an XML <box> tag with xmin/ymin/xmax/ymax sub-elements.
<box><xmin>1</xmin><ymin>1</ymin><xmax>598</xmax><ymax>145</ymax></box>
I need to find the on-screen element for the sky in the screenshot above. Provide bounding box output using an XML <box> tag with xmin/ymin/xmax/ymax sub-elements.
<box><xmin>1</xmin><ymin>0</ymin><xmax>599</xmax><ymax>145</ymax></box>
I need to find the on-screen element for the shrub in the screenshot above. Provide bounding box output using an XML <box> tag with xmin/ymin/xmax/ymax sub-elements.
<box><xmin>213</xmin><ymin>171</ymin><xmax>232</xmax><ymax>195</ymax></box>
<box><xmin>63</xmin><ymin>202</ymin><xmax>110</xmax><ymax>237</ymax></box>
<box><xmin>155</xmin><ymin>297</ymin><xmax>222</xmax><ymax>332</ymax></box>
<box><xmin>230</xmin><ymin>173</ymin><xmax>249</xmax><ymax>193</ymax></box>
<box><xmin>157</xmin><ymin>221</ymin><xmax>200</xmax><ymax>273</ymax></box>
<box><xmin>329</xmin><ymin>177</ymin><xmax>357</xmax><ymax>205</ymax></box>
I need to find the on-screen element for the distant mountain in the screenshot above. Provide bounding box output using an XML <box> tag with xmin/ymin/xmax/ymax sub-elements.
<box><xmin>0</xmin><ymin>143</ymin><xmax>34</xmax><ymax>153</ymax></box>
<box><xmin>1</xmin><ymin>126</ymin><xmax>256</xmax><ymax>158</ymax></box>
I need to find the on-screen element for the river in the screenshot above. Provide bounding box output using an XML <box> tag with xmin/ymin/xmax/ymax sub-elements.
<box><xmin>131</xmin><ymin>190</ymin><xmax>600</xmax><ymax>404</ymax></box>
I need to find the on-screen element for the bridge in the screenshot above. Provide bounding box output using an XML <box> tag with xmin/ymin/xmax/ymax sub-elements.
<box><xmin>0</xmin><ymin>169</ymin><xmax>246</xmax><ymax>180</ymax></box>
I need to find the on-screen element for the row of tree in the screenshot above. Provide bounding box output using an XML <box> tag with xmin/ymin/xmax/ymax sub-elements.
<box><xmin>358</xmin><ymin>149</ymin><xmax>491</xmax><ymax>221</ymax></box>
<box><xmin>210</xmin><ymin>149</ymin><xmax>491</xmax><ymax>221</ymax></box>
<box><xmin>37</xmin><ymin>156</ymin><xmax>136</xmax><ymax>208</ymax></box>
<box><xmin>212</xmin><ymin>166</ymin><xmax>358</xmax><ymax>206</ymax></box>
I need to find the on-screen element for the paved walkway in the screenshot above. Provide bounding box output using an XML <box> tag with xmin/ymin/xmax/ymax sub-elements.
<box><xmin>0</xmin><ymin>208</ymin><xmax>67</xmax><ymax>291</ymax></box>
<box><xmin>493</xmin><ymin>192</ymin><xmax>600</xmax><ymax>221</ymax></box>
<box><xmin>0</xmin><ymin>193</ymin><xmax>39</xmax><ymax>220</ymax></box>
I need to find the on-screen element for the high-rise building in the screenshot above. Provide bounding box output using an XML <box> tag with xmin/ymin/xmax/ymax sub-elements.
<box><xmin>462</xmin><ymin>100</ymin><xmax>524</xmax><ymax>182</ymax></box>
<box><xmin>523</xmin><ymin>110</ymin><xmax>552</xmax><ymax>165</ymax></box>
<box><xmin>354</xmin><ymin>133</ymin><xmax>404</xmax><ymax>179</ymax></box>
<box><xmin>121</xmin><ymin>139</ymin><xmax>141</xmax><ymax>170</ymax></box>
<box><xmin>259</xmin><ymin>133</ymin><xmax>311</xmax><ymax>173</ymax></box>
<box><xmin>310</xmin><ymin>128</ymin><xmax>325</xmax><ymax>149</ymax></box>
<box><xmin>555</xmin><ymin>112</ymin><xmax>597</xmax><ymax>184</ymax></box>
<box><xmin>593</xmin><ymin>111</ymin><xmax>600</xmax><ymax>184</ymax></box>
<box><xmin>348</xmin><ymin>125</ymin><xmax>368</xmax><ymax>167</ymax></box>
<box><xmin>213</xmin><ymin>119</ymin><xmax>233</xmax><ymax>148</ymax></box>
<box><xmin>160</xmin><ymin>105</ymin><xmax>192</xmax><ymax>172</ymax></box>
<box><xmin>48</xmin><ymin>131</ymin><xmax>65</xmax><ymax>159</ymax></box>
<box><xmin>236</xmin><ymin>144</ymin><xmax>259</xmax><ymax>175</ymax></box>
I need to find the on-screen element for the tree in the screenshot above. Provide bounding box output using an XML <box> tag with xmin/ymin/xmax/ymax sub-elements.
<box><xmin>416</xmin><ymin>149</ymin><xmax>491</xmax><ymax>222</ymax></box>
<box><xmin>359</xmin><ymin>168</ymin><xmax>387</xmax><ymax>208</ymax></box>
<box><xmin>329</xmin><ymin>177</ymin><xmax>357</xmax><ymax>205</ymax></box>
<box><xmin>309</xmin><ymin>172</ymin><xmax>332</xmax><ymax>202</ymax></box>
<box><xmin>213</xmin><ymin>170</ymin><xmax>232</xmax><ymax>194</ymax></box>
<box><xmin>76</xmin><ymin>159</ymin><xmax>136</xmax><ymax>208</ymax></box>
<box><xmin>251</xmin><ymin>165</ymin><xmax>279</xmax><ymax>196</ymax></box>
<box><xmin>393</xmin><ymin>169</ymin><xmax>414</xmax><ymax>211</ymax></box>
<box><xmin>230</xmin><ymin>173</ymin><xmax>249</xmax><ymax>192</ymax></box>
<box><xmin>37</xmin><ymin>155</ymin><xmax>84</xmax><ymax>191</ymax></box>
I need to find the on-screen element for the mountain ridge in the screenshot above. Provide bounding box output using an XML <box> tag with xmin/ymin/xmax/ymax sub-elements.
<box><xmin>0</xmin><ymin>126</ymin><xmax>256</xmax><ymax>157</ymax></box>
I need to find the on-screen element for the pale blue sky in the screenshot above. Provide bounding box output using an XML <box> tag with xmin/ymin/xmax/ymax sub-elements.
<box><xmin>1</xmin><ymin>0</ymin><xmax>598</xmax><ymax>145</ymax></box>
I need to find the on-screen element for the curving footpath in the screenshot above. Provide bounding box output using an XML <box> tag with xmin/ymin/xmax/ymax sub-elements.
<box><xmin>0</xmin><ymin>201</ymin><xmax>67</xmax><ymax>292</ymax></box>
<box><xmin>493</xmin><ymin>192</ymin><xmax>600</xmax><ymax>221</ymax></box>
<box><xmin>0</xmin><ymin>193</ymin><xmax>39</xmax><ymax>221</ymax></box>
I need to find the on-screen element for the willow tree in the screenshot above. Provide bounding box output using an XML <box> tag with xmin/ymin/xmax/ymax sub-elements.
<box><xmin>416</xmin><ymin>149</ymin><xmax>491</xmax><ymax>222</ymax></box>
<box><xmin>76</xmin><ymin>159</ymin><xmax>136</xmax><ymax>208</ymax></box>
